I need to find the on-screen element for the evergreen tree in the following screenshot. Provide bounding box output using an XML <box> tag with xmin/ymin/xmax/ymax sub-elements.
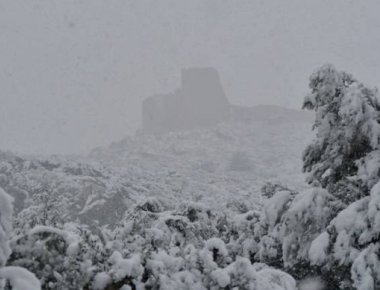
<box><xmin>302</xmin><ymin>64</ymin><xmax>380</xmax><ymax>203</ymax></box>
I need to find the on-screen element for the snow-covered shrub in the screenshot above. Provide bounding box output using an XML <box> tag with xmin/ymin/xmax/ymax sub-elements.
<box><xmin>8</xmin><ymin>223</ymin><xmax>108</xmax><ymax>290</ymax></box>
<box><xmin>0</xmin><ymin>267</ymin><xmax>41</xmax><ymax>290</ymax></box>
<box><xmin>13</xmin><ymin>189</ymin><xmax>65</xmax><ymax>233</ymax></box>
<box><xmin>261</xmin><ymin>182</ymin><xmax>296</xmax><ymax>198</ymax></box>
<box><xmin>85</xmin><ymin>201</ymin><xmax>298</xmax><ymax>290</ymax></box>
<box><xmin>251</xmin><ymin>188</ymin><xmax>296</xmax><ymax>267</ymax></box>
<box><xmin>209</xmin><ymin>258</ymin><xmax>296</xmax><ymax>290</ymax></box>
<box><xmin>92</xmin><ymin>243</ymin><xmax>297</xmax><ymax>290</ymax></box>
<box><xmin>0</xmin><ymin>154</ymin><xmax>133</xmax><ymax>229</ymax></box>
<box><xmin>279</xmin><ymin>188</ymin><xmax>339</xmax><ymax>269</ymax></box>
<box><xmin>308</xmin><ymin>180</ymin><xmax>380</xmax><ymax>289</ymax></box>
<box><xmin>0</xmin><ymin>189</ymin><xmax>12</xmax><ymax>269</ymax></box>
<box><xmin>303</xmin><ymin>64</ymin><xmax>380</xmax><ymax>203</ymax></box>
<box><xmin>105</xmin><ymin>252</ymin><xmax>144</xmax><ymax>289</ymax></box>
<box><xmin>0</xmin><ymin>188</ymin><xmax>40</xmax><ymax>290</ymax></box>
<box><xmin>110</xmin><ymin>201</ymin><xmax>227</xmax><ymax>267</ymax></box>
<box><xmin>251</xmin><ymin>185</ymin><xmax>341</xmax><ymax>283</ymax></box>
<box><xmin>4</xmin><ymin>187</ymin><xmax>301</xmax><ymax>290</ymax></box>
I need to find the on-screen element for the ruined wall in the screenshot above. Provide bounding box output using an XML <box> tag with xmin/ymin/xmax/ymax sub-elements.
<box><xmin>142</xmin><ymin>67</ymin><xmax>230</xmax><ymax>134</ymax></box>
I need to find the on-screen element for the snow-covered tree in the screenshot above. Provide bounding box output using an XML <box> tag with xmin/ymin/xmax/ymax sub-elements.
<box><xmin>302</xmin><ymin>64</ymin><xmax>380</xmax><ymax>203</ymax></box>
<box><xmin>301</xmin><ymin>64</ymin><xmax>380</xmax><ymax>288</ymax></box>
<box><xmin>248</xmin><ymin>65</ymin><xmax>380</xmax><ymax>289</ymax></box>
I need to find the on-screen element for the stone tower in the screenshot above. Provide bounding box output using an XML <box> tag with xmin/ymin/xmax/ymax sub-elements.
<box><xmin>142</xmin><ymin>67</ymin><xmax>230</xmax><ymax>134</ymax></box>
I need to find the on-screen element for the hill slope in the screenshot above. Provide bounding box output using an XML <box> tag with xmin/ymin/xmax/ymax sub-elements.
<box><xmin>1</xmin><ymin>105</ymin><xmax>314</xmax><ymax>227</ymax></box>
<box><xmin>90</xmin><ymin>105</ymin><xmax>314</xmax><ymax>215</ymax></box>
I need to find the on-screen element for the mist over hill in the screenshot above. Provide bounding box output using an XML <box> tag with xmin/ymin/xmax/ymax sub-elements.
<box><xmin>0</xmin><ymin>104</ymin><xmax>313</xmax><ymax>228</ymax></box>
<box><xmin>89</xmin><ymin>104</ymin><xmax>313</xmax><ymax>217</ymax></box>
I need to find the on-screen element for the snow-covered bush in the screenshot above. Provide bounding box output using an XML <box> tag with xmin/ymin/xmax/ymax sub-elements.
<box><xmin>261</xmin><ymin>182</ymin><xmax>296</xmax><ymax>198</ymax></box>
<box><xmin>279</xmin><ymin>188</ymin><xmax>338</xmax><ymax>269</ymax></box>
<box><xmin>0</xmin><ymin>189</ymin><xmax>12</xmax><ymax>269</ymax></box>
<box><xmin>8</xmin><ymin>222</ymin><xmax>115</xmax><ymax>290</ymax></box>
<box><xmin>0</xmin><ymin>188</ymin><xmax>40</xmax><ymax>290</ymax></box>
<box><xmin>251</xmin><ymin>185</ymin><xmax>342</xmax><ymax>282</ymax></box>
<box><xmin>308</xmin><ymin>180</ymin><xmax>380</xmax><ymax>289</ymax></box>
<box><xmin>86</xmin><ymin>201</ymin><xmax>297</xmax><ymax>290</ymax></box>
<box><xmin>9</xmin><ymin>196</ymin><xmax>297</xmax><ymax>289</ymax></box>
<box><xmin>208</xmin><ymin>258</ymin><xmax>296</xmax><ymax>290</ymax></box>
<box><xmin>254</xmin><ymin>190</ymin><xmax>293</xmax><ymax>266</ymax></box>
<box><xmin>90</xmin><ymin>240</ymin><xmax>297</xmax><ymax>290</ymax></box>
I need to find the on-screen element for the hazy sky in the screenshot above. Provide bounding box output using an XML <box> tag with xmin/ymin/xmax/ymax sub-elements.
<box><xmin>1</xmin><ymin>0</ymin><xmax>380</xmax><ymax>155</ymax></box>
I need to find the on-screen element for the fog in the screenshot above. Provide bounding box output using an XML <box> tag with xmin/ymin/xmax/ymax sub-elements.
<box><xmin>1</xmin><ymin>0</ymin><xmax>380</xmax><ymax>155</ymax></box>
<box><xmin>3</xmin><ymin>2</ymin><xmax>380</xmax><ymax>289</ymax></box>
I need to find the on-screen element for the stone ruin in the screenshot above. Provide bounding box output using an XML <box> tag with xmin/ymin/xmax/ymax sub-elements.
<box><xmin>142</xmin><ymin>67</ymin><xmax>231</xmax><ymax>134</ymax></box>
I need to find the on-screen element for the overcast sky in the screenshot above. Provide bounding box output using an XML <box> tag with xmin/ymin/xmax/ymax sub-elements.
<box><xmin>1</xmin><ymin>0</ymin><xmax>380</xmax><ymax>155</ymax></box>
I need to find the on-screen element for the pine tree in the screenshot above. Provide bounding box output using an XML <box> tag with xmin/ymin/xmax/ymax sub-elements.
<box><xmin>302</xmin><ymin>64</ymin><xmax>380</xmax><ymax>203</ymax></box>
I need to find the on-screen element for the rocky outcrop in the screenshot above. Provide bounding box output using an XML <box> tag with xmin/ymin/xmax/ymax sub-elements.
<box><xmin>142</xmin><ymin>67</ymin><xmax>230</xmax><ymax>134</ymax></box>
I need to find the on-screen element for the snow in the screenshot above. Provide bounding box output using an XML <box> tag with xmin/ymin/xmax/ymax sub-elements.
<box><xmin>333</xmin><ymin>198</ymin><xmax>368</xmax><ymax>233</ymax></box>
<box><xmin>93</xmin><ymin>272</ymin><xmax>112</xmax><ymax>290</ymax></box>
<box><xmin>351</xmin><ymin>244</ymin><xmax>380</xmax><ymax>290</ymax></box>
<box><xmin>278</xmin><ymin>187</ymin><xmax>333</xmax><ymax>267</ymax></box>
<box><xmin>29</xmin><ymin>225</ymin><xmax>80</xmax><ymax>255</ymax></box>
<box><xmin>0</xmin><ymin>266</ymin><xmax>40</xmax><ymax>290</ymax></box>
<box><xmin>89</xmin><ymin>118</ymin><xmax>312</xmax><ymax>215</ymax></box>
<box><xmin>205</xmin><ymin>238</ymin><xmax>228</xmax><ymax>258</ymax></box>
<box><xmin>0</xmin><ymin>188</ymin><xmax>13</xmax><ymax>267</ymax></box>
<box><xmin>108</xmin><ymin>252</ymin><xmax>144</xmax><ymax>282</ymax></box>
<box><xmin>256</xmin><ymin>267</ymin><xmax>297</xmax><ymax>290</ymax></box>
<box><xmin>309</xmin><ymin>231</ymin><xmax>330</xmax><ymax>265</ymax></box>
<box><xmin>368</xmin><ymin>181</ymin><xmax>380</xmax><ymax>234</ymax></box>
<box><xmin>210</xmin><ymin>268</ymin><xmax>230</xmax><ymax>287</ymax></box>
